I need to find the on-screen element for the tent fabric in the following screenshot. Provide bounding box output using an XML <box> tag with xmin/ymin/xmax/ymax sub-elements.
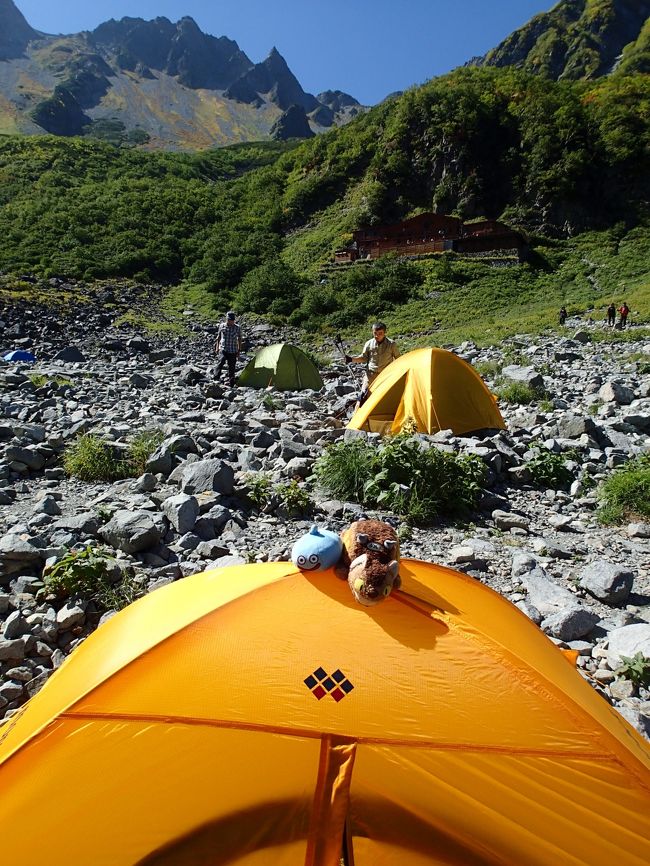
<box><xmin>238</xmin><ymin>344</ymin><xmax>323</xmax><ymax>391</ymax></box>
<box><xmin>3</xmin><ymin>349</ymin><xmax>36</xmax><ymax>362</ymax></box>
<box><xmin>348</xmin><ymin>347</ymin><xmax>505</xmax><ymax>435</ymax></box>
<box><xmin>0</xmin><ymin>559</ymin><xmax>649</xmax><ymax>866</ymax></box>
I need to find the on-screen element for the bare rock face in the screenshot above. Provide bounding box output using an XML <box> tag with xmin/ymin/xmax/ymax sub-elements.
<box><xmin>271</xmin><ymin>105</ymin><xmax>315</xmax><ymax>141</ymax></box>
<box><xmin>0</xmin><ymin>0</ymin><xmax>39</xmax><ymax>61</ymax></box>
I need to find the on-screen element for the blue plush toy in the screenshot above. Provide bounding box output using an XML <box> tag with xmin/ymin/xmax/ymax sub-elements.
<box><xmin>291</xmin><ymin>525</ymin><xmax>343</xmax><ymax>572</ymax></box>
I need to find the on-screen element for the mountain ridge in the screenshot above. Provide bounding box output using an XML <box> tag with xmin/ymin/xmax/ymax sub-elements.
<box><xmin>0</xmin><ymin>0</ymin><xmax>361</xmax><ymax>148</ymax></box>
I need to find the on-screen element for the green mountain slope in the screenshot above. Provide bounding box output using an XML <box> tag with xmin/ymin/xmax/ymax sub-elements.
<box><xmin>617</xmin><ymin>16</ymin><xmax>650</xmax><ymax>74</ymax></box>
<box><xmin>0</xmin><ymin>67</ymin><xmax>647</xmax><ymax>288</ymax></box>
<box><xmin>479</xmin><ymin>0</ymin><xmax>650</xmax><ymax>80</ymax></box>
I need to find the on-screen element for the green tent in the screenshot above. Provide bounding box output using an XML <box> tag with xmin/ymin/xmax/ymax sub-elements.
<box><xmin>238</xmin><ymin>343</ymin><xmax>323</xmax><ymax>391</ymax></box>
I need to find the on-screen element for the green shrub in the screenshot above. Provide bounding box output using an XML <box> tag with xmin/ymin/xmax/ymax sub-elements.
<box><xmin>598</xmin><ymin>455</ymin><xmax>650</xmax><ymax>524</ymax></box>
<box><xmin>64</xmin><ymin>429</ymin><xmax>164</xmax><ymax>481</ymax></box>
<box><xmin>496</xmin><ymin>382</ymin><xmax>544</xmax><ymax>405</ymax></box>
<box><xmin>526</xmin><ymin>445</ymin><xmax>574</xmax><ymax>490</ymax></box>
<box><xmin>245</xmin><ymin>473</ymin><xmax>312</xmax><ymax>517</ymax></box>
<box><xmin>41</xmin><ymin>546</ymin><xmax>141</xmax><ymax>611</ymax></box>
<box><xmin>274</xmin><ymin>479</ymin><xmax>313</xmax><ymax>517</ymax></box>
<box><xmin>615</xmin><ymin>652</ymin><xmax>650</xmax><ymax>688</ymax></box>
<box><xmin>313</xmin><ymin>436</ymin><xmax>485</xmax><ymax>525</ymax></box>
<box><xmin>245</xmin><ymin>473</ymin><xmax>273</xmax><ymax>508</ymax></box>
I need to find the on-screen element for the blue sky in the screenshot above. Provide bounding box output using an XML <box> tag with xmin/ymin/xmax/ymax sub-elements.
<box><xmin>17</xmin><ymin>0</ymin><xmax>554</xmax><ymax>104</ymax></box>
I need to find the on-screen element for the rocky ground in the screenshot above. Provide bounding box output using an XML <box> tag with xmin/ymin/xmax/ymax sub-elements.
<box><xmin>1</xmin><ymin>291</ymin><xmax>649</xmax><ymax>738</ymax></box>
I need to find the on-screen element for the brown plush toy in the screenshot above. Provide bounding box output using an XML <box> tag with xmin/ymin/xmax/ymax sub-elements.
<box><xmin>337</xmin><ymin>519</ymin><xmax>401</xmax><ymax>606</ymax></box>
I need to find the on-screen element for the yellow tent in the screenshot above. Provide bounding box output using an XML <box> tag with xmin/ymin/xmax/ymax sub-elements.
<box><xmin>348</xmin><ymin>347</ymin><xmax>505</xmax><ymax>435</ymax></box>
<box><xmin>0</xmin><ymin>560</ymin><xmax>649</xmax><ymax>866</ymax></box>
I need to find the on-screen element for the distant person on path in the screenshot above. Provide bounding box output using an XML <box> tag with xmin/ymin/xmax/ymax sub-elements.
<box><xmin>559</xmin><ymin>306</ymin><xmax>567</xmax><ymax>325</ymax></box>
<box><xmin>215</xmin><ymin>311</ymin><xmax>242</xmax><ymax>387</ymax></box>
<box><xmin>618</xmin><ymin>302</ymin><xmax>630</xmax><ymax>329</ymax></box>
<box><xmin>346</xmin><ymin>322</ymin><xmax>400</xmax><ymax>405</ymax></box>
<box><xmin>607</xmin><ymin>303</ymin><xmax>616</xmax><ymax>327</ymax></box>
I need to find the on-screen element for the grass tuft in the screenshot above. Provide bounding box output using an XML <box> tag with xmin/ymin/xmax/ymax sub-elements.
<box><xmin>597</xmin><ymin>455</ymin><xmax>650</xmax><ymax>524</ymax></box>
<box><xmin>64</xmin><ymin>429</ymin><xmax>165</xmax><ymax>482</ymax></box>
<box><xmin>496</xmin><ymin>382</ymin><xmax>544</xmax><ymax>405</ymax></box>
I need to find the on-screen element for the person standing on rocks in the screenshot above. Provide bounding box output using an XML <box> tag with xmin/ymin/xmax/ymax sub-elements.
<box><xmin>607</xmin><ymin>303</ymin><xmax>616</xmax><ymax>327</ymax></box>
<box><xmin>346</xmin><ymin>322</ymin><xmax>400</xmax><ymax>405</ymax></box>
<box><xmin>559</xmin><ymin>306</ymin><xmax>567</xmax><ymax>325</ymax></box>
<box><xmin>618</xmin><ymin>301</ymin><xmax>630</xmax><ymax>329</ymax></box>
<box><xmin>215</xmin><ymin>311</ymin><xmax>242</xmax><ymax>387</ymax></box>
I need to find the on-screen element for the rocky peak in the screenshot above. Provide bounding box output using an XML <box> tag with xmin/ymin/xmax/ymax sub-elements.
<box><xmin>226</xmin><ymin>46</ymin><xmax>319</xmax><ymax>112</ymax></box>
<box><xmin>0</xmin><ymin>0</ymin><xmax>40</xmax><ymax>60</ymax></box>
<box><xmin>270</xmin><ymin>104</ymin><xmax>315</xmax><ymax>140</ymax></box>
<box><xmin>317</xmin><ymin>90</ymin><xmax>361</xmax><ymax>112</ymax></box>
<box><xmin>91</xmin><ymin>14</ymin><xmax>253</xmax><ymax>90</ymax></box>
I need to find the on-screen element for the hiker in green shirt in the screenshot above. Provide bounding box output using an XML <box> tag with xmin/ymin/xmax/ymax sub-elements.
<box><xmin>346</xmin><ymin>322</ymin><xmax>400</xmax><ymax>405</ymax></box>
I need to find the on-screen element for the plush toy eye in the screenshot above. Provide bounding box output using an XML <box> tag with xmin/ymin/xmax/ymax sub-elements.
<box><xmin>366</xmin><ymin>541</ymin><xmax>382</xmax><ymax>552</ymax></box>
<box><xmin>297</xmin><ymin>555</ymin><xmax>306</xmax><ymax>565</ymax></box>
<box><xmin>308</xmin><ymin>554</ymin><xmax>319</xmax><ymax>564</ymax></box>
<box><xmin>383</xmin><ymin>586</ymin><xmax>391</xmax><ymax>596</ymax></box>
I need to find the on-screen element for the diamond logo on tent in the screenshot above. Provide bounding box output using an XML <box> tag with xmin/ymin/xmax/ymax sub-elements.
<box><xmin>304</xmin><ymin>668</ymin><xmax>354</xmax><ymax>702</ymax></box>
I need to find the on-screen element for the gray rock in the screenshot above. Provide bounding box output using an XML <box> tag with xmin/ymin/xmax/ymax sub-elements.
<box><xmin>598</xmin><ymin>382</ymin><xmax>635</xmax><ymax>405</ymax></box>
<box><xmin>492</xmin><ymin>509</ymin><xmax>530</xmax><ymax>531</ymax></box>
<box><xmin>129</xmin><ymin>373</ymin><xmax>151</xmax><ymax>389</ymax></box>
<box><xmin>0</xmin><ymin>638</ymin><xmax>26</xmax><ymax>661</ymax></box>
<box><xmin>0</xmin><ymin>534</ymin><xmax>44</xmax><ymax>570</ymax></box>
<box><xmin>181</xmin><ymin>459</ymin><xmax>235</xmax><ymax>496</ymax></box>
<box><xmin>557</xmin><ymin>416</ymin><xmax>595</xmax><ymax>440</ymax></box>
<box><xmin>511</xmin><ymin>553</ymin><xmax>538</xmax><ymax>578</ymax></box>
<box><xmin>523</xmin><ymin>567</ymin><xmax>580</xmax><ymax>616</ymax></box>
<box><xmin>0</xmin><ymin>681</ymin><xmax>24</xmax><ymax>702</ymax></box>
<box><xmin>35</xmin><ymin>496</ymin><xmax>61</xmax><ymax>516</ymax></box>
<box><xmin>162</xmin><ymin>493</ymin><xmax>199</xmax><ymax>534</ymax></box>
<box><xmin>515</xmin><ymin>600</ymin><xmax>543</xmax><ymax>624</ymax></box>
<box><xmin>615</xmin><ymin>703</ymin><xmax>650</xmax><ymax>738</ymax></box>
<box><xmin>449</xmin><ymin>545</ymin><xmax>475</xmax><ymax>564</ymax></box>
<box><xmin>2</xmin><ymin>611</ymin><xmax>31</xmax><ymax>640</ymax></box>
<box><xmin>51</xmin><ymin>513</ymin><xmax>101</xmax><ymax>535</ymax></box>
<box><xmin>99</xmin><ymin>510</ymin><xmax>162</xmax><ymax>554</ymax></box>
<box><xmin>627</xmin><ymin>523</ymin><xmax>650</xmax><ymax>539</ymax></box>
<box><xmin>501</xmin><ymin>365</ymin><xmax>543</xmax><ymax>391</ymax></box>
<box><xmin>579</xmin><ymin>561</ymin><xmax>634</xmax><ymax>606</ymax></box>
<box><xmin>609</xmin><ymin>678</ymin><xmax>636</xmax><ymax>700</ymax></box>
<box><xmin>56</xmin><ymin>601</ymin><xmax>86</xmax><ymax>631</ymax></box>
<box><xmin>204</xmin><ymin>554</ymin><xmax>246</xmax><ymax>570</ymax></box>
<box><xmin>4</xmin><ymin>446</ymin><xmax>45</xmax><ymax>471</ymax></box>
<box><xmin>53</xmin><ymin>346</ymin><xmax>86</xmax><ymax>363</ymax></box>
<box><xmin>284</xmin><ymin>457</ymin><xmax>313</xmax><ymax>478</ymax></box>
<box><xmin>607</xmin><ymin>624</ymin><xmax>650</xmax><ymax>670</ymax></box>
<box><xmin>135</xmin><ymin>473</ymin><xmax>157</xmax><ymax>492</ymax></box>
<box><xmin>542</xmin><ymin>607</ymin><xmax>599</xmax><ymax>641</ymax></box>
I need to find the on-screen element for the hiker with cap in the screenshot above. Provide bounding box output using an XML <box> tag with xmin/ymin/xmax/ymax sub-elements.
<box><xmin>346</xmin><ymin>322</ymin><xmax>400</xmax><ymax>405</ymax></box>
<box><xmin>215</xmin><ymin>311</ymin><xmax>242</xmax><ymax>388</ymax></box>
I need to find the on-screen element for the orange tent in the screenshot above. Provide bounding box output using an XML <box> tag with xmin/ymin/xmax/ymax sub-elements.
<box><xmin>348</xmin><ymin>347</ymin><xmax>505</xmax><ymax>435</ymax></box>
<box><xmin>0</xmin><ymin>560</ymin><xmax>649</xmax><ymax>866</ymax></box>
